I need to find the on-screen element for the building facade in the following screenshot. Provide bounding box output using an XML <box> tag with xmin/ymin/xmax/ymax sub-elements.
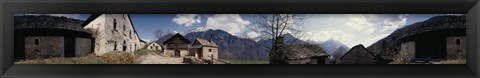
<box><xmin>14</xmin><ymin>15</ymin><xmax>93</xmax><ymax>60</ymax></box>
<box><xmin>82</xmin><ymin>14</ymin><xmax>146</xmax><ymax>55</ymax></box>
<box><xmin>147</xmin><ymin>42</ymin><xmax>162</xmax><ymax>51</ymax></box>
<box><xmin>163</xmin><ymin>33</ymin><xmax>191</xmax><ymax>57</ymax></box>
<box><xmin>190</xmin><ymin>38</ymin><xmax>219</xmax><ymax>60</ymax></box>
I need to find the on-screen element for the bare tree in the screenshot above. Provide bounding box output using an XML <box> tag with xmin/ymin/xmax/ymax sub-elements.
<box><xmin>249</xmin><ymin>14</ymin><xmax>309</xmax><ymax>64</ymax></box>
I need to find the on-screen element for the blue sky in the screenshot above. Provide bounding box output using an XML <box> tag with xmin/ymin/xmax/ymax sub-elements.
<box><xmin>17</xmin><ymin>14</ymin><xmax>460</xmax><ymax>48</ymax></box>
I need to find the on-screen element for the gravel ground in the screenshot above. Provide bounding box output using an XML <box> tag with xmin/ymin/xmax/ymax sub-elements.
<box><xmin>136</xmin><ymin>53</ymin><xmax>184</xmax><ymax>64</ymax></box>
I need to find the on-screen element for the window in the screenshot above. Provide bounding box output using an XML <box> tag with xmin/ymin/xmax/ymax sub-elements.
<box><xmin>123</xmin><ymin>40</ymin><xmax>127</xmax><ymax>51</ymax></box>
<box><xmin>123</xmin><ymin>25</ymin><xmax>126</xmax><ymax>31</ymax></box>
<box><xmin>34</xmin><ymin>38</ymin><xmax>39</xmax><ymax>46</ymax></box>
<box><xmin>209</xmin><ymin>49</ymin><xmax>212</xmax><ymax>52</ymax></box>
<box><xmin>114</xmin><ymin>41</ymin><xmax>117</xmax><ymax>50</ymax></box>
<box><xmin>113</xmin><ymin>19</ymin><xmax>117</xmax><ymax>31</ymax></box>
<box><xmin>456</xmin><ymin>38</ymin><xmax>461</xmax><ymax>45</ymax></box>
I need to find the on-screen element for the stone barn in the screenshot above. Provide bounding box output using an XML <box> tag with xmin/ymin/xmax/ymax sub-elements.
<box><xmin>163</xmin><ymin>33</ymin><xmax>191</xmax><ymax>57</ymax></box>
<box><xmin>189</xmin><ymin>38</ymin><xmax>219</xmax><ymax>61</ymax></box>
<box><xmin>14</xmin><ymin>15</ymin><xmax>93</xmax><ymax>60</ymax></box>
<box><xmin>82</xmin><ymin>14</ymin><xmax>146</xmax><ymax>55</ymax></box>
<box><xmin>398</xmin><ymin>28</ymin><xmax>466</xmax><ymax>61</ymax></box>
<box><xmin>283</xmin><ymin>44</ymin><xmax>331</xmax><ymax>64</ymax></box>
<box><xmin>146</xmin><ymin>42</ymin><xmax>162</xmax><ymax>51</ymax></box>
<box><xmin>339</xmin><ymin>44</ymin><xmax>387</xmax><ymax>64</ymax></box>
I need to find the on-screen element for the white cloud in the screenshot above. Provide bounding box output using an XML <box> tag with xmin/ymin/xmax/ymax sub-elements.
<box><xmin>23</xmin><ymin>14</ymin><xmax>81</xmax><ymax>19</ymax></box>
<box><xmin>247</xmin><ymin>31</ymin><xmax>260</xmax><ymax>39</ymax></box>
<box><xmin>172</xmin><ymin>14</ymin><xmax>202</xmax><ymax>27</ymax></box>
<box><xmin>303</xmin><ymin>29</ymin><xmax>354</xmax><ymax>45</ymax></box>
<box><xmin>205</xmin><ymin>14</ymin><xmax>251</xmax><ymax>36</ymax></box>
<box><xmin>345</xmin><ymin>14</ymin><xmax>408</xmax><ymax>33</ymax></box>
<box><xmin>142</xmin><ymin>38</ymin><xmax>152</xmax><ymax>43</ymax></box>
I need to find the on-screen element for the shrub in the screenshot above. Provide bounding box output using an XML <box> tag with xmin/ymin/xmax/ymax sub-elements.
<box><xmin>100</xmin><ymin>51</ymin><xmax>135</xmax><ymax>64</ymax></box>
<box><xmin>435</xmin><ymin>59</ymin><xmax>466</xmax><ymax>64</ymax></box>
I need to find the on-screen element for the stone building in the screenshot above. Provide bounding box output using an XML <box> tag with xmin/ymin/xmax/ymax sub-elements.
<box><xmin>283</xmin><ymin>44</ymin><xmax>331</xmax><ymax>64</ymax></box>
<box><xmin>14</xmin><ymin>15</ymin><xmax>93</xmax><ymax>60</ymax></box>
<box><xmin>147</xmin><ymin>42</ymin><xmax>162</xmax><ymax>51</ymax></box>
<box><xmin>339</xmin><ymin>44</ymin><xmax>387</xmax><ymax>64</ymax></box>
<box><xmin>189</xmin><ymin>38</ymin><xmax>219</xmax><ymax>60</ymax></box>
<box><xmin>398</xmin><ymin>41</ymin><xmax>415</xmax><ymax>61</ymax></box>
<box><xmin>82</xmin><ymin>14</ymin><xmax>146</xmax><ymax>55</ymax></box>
<box><xmin>397</xmin><ymin>28</ymin><xmax>466</xmax><ymax>61</ymax></box>
<box><xmin>163</xmin><ymin>33</ymin><xmax>191</xmax><ymax>57</ymax></box>
<box><xmin>446</xmin><ymin>36</ymin><xmax>466</xmax><ymax>59</ymax></box>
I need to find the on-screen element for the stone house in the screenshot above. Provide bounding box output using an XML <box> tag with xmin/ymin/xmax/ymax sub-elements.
<box><xmin>82</xmin><ymin>14</ymin><xmax>146</xmax><ymax>55</ymax></box>
<box><xmin>147</xmin><ymin>42</ymin><xmax>162</xmax><ymax>51</ymax></box>
<box><xmin>189</xmin><ymin>38</ymin><xmax>219</xmax><ymax>61</ymax></box>
<box><xmin>282</xmin><ymin>44</ymin><xmax>331</xmax><ymax>64</ymax></box>
<box><xmin>162</xmin><ymin>33</ymin><xmax>191</xmax><ymax>57</ymax></box>
<box><xmin>339</xmin><ymin>44</ymin><xmax>387</xmax><ymax>64</ymax></box>
<box><xmin>14</xmin><ymin>15</ymin><xmax>93</xmax><ymax>60</ymax></box>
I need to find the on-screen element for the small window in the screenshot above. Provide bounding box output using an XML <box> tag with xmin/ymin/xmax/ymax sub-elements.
<box><xmin>456</xmin><ymin>39</ymin><xmax>461</xmax><ymax>45</ymax></box>
<box><xmin>123</xmin><ymin>25</ymin><xmax>126</xmax><ymax>31</ymax></box>
<box><xmin>113</xmin><ymin>19</ymin><xmax>117</xmax><ymax>31</ymax></box>
<box><xmin>209</xmin><ymin>49</ymin><xmax>212</xmax><ymax>52</ymax></box>
<box><xmin>114</xmin><ymin>41</ymin><xmax>117</xmax><ymax>50</ymax></box>
<box><xmin>34</xmin><ymin>38</ymin><xmax>39</xmax><ymax>45</ymax></box>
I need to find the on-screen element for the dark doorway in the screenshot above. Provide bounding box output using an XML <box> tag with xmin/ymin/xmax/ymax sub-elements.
<box><xmin>174</xmin><ymin>50</ymin><xmax>181</xmax><ymax>57</ymax></box>
<box><xmin>64</xmin><ymin>37</ymin><xmax>76</xmax><ymax>57</ymax></box>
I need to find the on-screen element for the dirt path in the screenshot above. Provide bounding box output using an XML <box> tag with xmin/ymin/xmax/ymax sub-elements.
<box><xmin>136</xmin><ymin>53</ymin><xmax>184</xmax><ymax>64</ymax></box>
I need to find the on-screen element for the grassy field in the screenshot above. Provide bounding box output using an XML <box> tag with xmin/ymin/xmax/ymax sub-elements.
<box><xmin>16</xmin><ymin>51</ymin><xmax>135</xmax><ymax>64</ymax></box>
<box><xmin>223</xmin><ymin>59</ymin><xmax>269</xmax><ymax>64</ymax></box>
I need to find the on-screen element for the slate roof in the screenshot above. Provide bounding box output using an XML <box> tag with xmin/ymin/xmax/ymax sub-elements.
<box><xmin>283</xmin><ymin>44</ymin><xmax>329</xmax><ymax>60</ymax></box>
<box><xmin>163</xmin><ymin>33</ymin><xmax>191</xmax><ymax>44</ymax></box>
<box><xmin>192</xmin><ymin>38</ymin><xmax>218</xmax><ymax>48</ymax></box>
<box><xmin>339</xmin><ymin>44</ymin><xmax>377</xmax><ymax>60</ymax></box>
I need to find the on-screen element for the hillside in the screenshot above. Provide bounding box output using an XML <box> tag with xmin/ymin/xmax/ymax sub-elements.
<box><xmin>156</xmin><ymin>29</ymin><xmax>269</xmax><ymax>60</ymax></box>
<box><xmin>14</xmin><ymin>15</ymin><xmax>85</xmax><ymax>31</ymax></box>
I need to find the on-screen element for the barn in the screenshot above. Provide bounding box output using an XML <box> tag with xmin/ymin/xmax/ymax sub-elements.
<box><xmin>339</xmin><ymin>44</ymin><xmax>389</xmax><ymax>64</ymax></box>
<box><xmin>163</xmin><ymin>33</ymin><xmax>191</xmax><ymax>57</ymax></box>
<box><xmin>14</xmin><ymin>15</ymin><xmax>93</xmax><ymax>60</ymax></box>
<box><xmin>398</xmin><ymin>28</ymin><xmax>466</xmax><ymax>62</ymax></box>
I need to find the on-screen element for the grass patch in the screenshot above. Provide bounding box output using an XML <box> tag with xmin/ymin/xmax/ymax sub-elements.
<box><xmin>434</xmin><ymin>59</ymin><xmax>466</xmax><ymax>64</ymax></box>
<box><xmin>15</xmin><ymin>55</ymin><xmax>105</xmax><ymax>64</ymax></box>
<box><xmin>224</xmin><ymin>59</ymin><xmax>269</xmax><ymax>64</ymax></box>
<box><xmin>15</xmin><ymin>51</ymin><xmax>135</xmax><ymax>64</ymax></box>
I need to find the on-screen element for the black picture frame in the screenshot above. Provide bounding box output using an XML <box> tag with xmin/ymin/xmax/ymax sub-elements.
<box><xmin>1</xmin><ymin>0</ymin><xmax>479</xmax><ymax>78</ymax></box>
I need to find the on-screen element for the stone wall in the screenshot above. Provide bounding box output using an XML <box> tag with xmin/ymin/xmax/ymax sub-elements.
<box><xmin>76</xmin><ymin>38</ymin><xmax>92</xmax><ymax>57</ymax></box>
<box><xmin>399</xmin><ymin>41</ymin><xmax>415</xmax><ymax>61</ymax></box>
<box><xmin>201</xmin><ymin>46</ymin><xmax>218</xmax><ymax>60</ymax></box>
<box><xmin>446</xmin><ymin>36</ymin><xmax>466</xmax><ymax>59</ymax></box>
<box><xmin>24</xmin><ymin>36</ymin><xmax>63</xmax><ymax>59</ymax></box>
